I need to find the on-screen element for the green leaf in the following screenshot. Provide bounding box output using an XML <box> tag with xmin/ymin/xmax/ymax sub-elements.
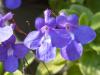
<box><xmin>79</xmin><ymin>13</ymin><xmax>90</xmax><ymax>25</ymax></box>
<box><xmin>91</xmin><ymin>12</ymin><xmax>100</xmax><ymax>30</ymax></box>
<box><xmin>52</xmin><ymin>49</ymin><xmax>66</xmax><ymax>65</ymax></box>
<box><xmin>36</xmin><ymin>62</ymin><xmax>64</xmax><ymax>75</ymax></box>
<box><xmin>67</xmin><ymin>64</ymin><xmax>83</xmax><ymax>75</ymax></box>
<box><xmin>79</xmin><ymin>50</ymin><xmax>100</xmax><ymax>75</ymax></box>
<box><xmin>0</xmin><ymin>62</ymin><xmax>3</xmax><ymax>75</ymax></box>
<box><xmin>25</xmin><ymin>51</ymin><xmax>35</xmax><ymax>66</ymax></box>
<box><xmin>59</xmin><ymin>9</ymin><xmax>79</xmax><ymax>15</ymax></box>
<box><xmin>4</xmin><ymin>70</ymin><xmax>22</xmax><ymax>75</ymax></box>
<box><xmin>70</xmin><ymin>4</ymin><xmax>93</xmax><ymax>18</ymax></box>
<box><xmin>49</xmin><ymin>0</ymin><xmax>69</xmax><ymax>12</ymax></box>
<box><xmin>90</xmin><ymin>28</ymin><xmax>100</xmax><ymax>52</ymax></box>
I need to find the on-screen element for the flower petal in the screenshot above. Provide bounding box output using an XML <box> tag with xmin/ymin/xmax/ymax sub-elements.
<box><xmin>24</xmin><ymin>31</ymin><xmax>43</xmax><ymax>50</ymax></box>
<box><xmin>0</xmin><ymin>26</ymin><xmax>13</xmax><ymax>43</ymax></box>
<box><xmin>36</xmin><ymin>34</ymin><xmax>56</xmax><ymax>62</ymax></box>
<box><xmin>47</xmin><ymin>17</ymin><xmax>56</xmax><ymax>28</ymax></box>
<box><xmin>35</xmin><ymin>17</ymin><xmax>45</xmax><ymax>30</ymax></box>
<box><xmin>44</xmin><ymin>9</ymin><xmax>51</xmax><ymax>23</ymax></box>
<box><xmin>5</xmin><ymin>0</ymin><xmax>21</xmax><ymax>9</ymax></box>
<box><xmin>74</xmin><ymin>26</ymin><xmax>96</xmax><ymax>44</ymax></box>
<box><xmin>13</xmin><ymin>44</ymin><xmax>29</xmax><ymax>59</ymax></box>
<box><xmin>36</xmin><ymin>46</ymin><xmax>56</xmax><ymax>62</ymax></box>
<box><xmin>2</xmin><ymin>35</ymin><xmax>16</xmax><ymax>46</ymax></box>
<box><xmin>0</xmin><ymin>46</ymin><xmax>7</xmax><ymax>62</ymax></box>
<box><xmin>4</xmin><ymin>56</ymin><xmax>18</xmax><ymax>72</ymax></box>
<box><xmin>2</xmin><ymin>12</ymin><xmax>14</xmax><ymax>21</ymax></box>
<box><xmin>56</xmin><ymin>16</ymin><xmax>67</xmax><ymax>27</ymax></box>
<box><xmin>60</xmin><ymin>40</ymin><xmax>83</xmax><ymax>61</ymax></box>
<box><xmin>49</xmin><ymin>29</ymin><xmax>72</xmax><ymax>48</ymax></box>
<box><xmin>67</xmin><ymin>14</ymin><xmax>78</xmax><ymax>25</ymax></box>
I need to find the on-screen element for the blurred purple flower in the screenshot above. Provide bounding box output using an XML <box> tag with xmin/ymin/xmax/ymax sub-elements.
<box><xmin>24</xmin><ymin>9</ymin><xmax>72</xmax><ymax>62</ymax></box>
<box><xmin>0</xmin><ymin>35</ymin><xmax>28</xmax><ymax>72</ymax></box>
<box><xmin>56</xmin><ymin>12</ymin><xmax>96</xmax><ymax>61</ymax></box>
<box><xmin>4</xmin><ymin>0</ymin><xmax>22</xmax><ymax>10</ymax></box>
<box><xmin>0</xmin><ymin>12</ymin><xmax>14</xmax><ymax>43</ymax></box>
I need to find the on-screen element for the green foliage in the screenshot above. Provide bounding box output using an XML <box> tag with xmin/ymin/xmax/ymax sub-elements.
<box><xmin>4</xmin><ymin>70</ymin><xmax>22</xmax><ymax>75</ymax></box>
<box><xmin>67</xmin><ymin>64</ymin><xmax>83</xmax><ymax>75</ymax></box>
<box><xmin>91</xmin><ymin>12</ymin><xmax>100</xmax><ymax>30</ymax></box>
<box><xmin>79</xmin><ymin>51</ymin><xmax>100</xmax><ymax>75</ymax></box>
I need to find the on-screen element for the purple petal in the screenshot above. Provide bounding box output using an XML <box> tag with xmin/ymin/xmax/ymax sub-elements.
<box><xmin>0</xmin><ymin>46</ymin><xmax>7</xmax><ymax>62</ymax></box>
<box><xmin>67</xmin><ymin>14</ymin><xmax>78</xmax><ymax>25</ymax></box>
<box><xmin>56</xmin><ymin>16</ymin><xmax>67</xmax><ymax>27</ymax></box>
<box><xmin>5</xmin><ymin>0</ymin><xmax>21</xmax><ymax>10</ymax></box>
<box><xmin>49</xmin><ymin>29</ymin><xmax>72</xmax><ymax>48</ymax></box>
<box><xmin>13</xmin><ymin>44</ymin><xmax>28</xmax><ymax>59</ymax></box>
<box><xmin>60</xmin><ymin>40</ymin><xmax>83</xmax><ymax>61</ymax></box>
<box><xmin>2</xmin><ymin>35</ymin><xmax>16</xmax><ymax>46</ymax></box>
<box><xmin>74</xmin><ymin>26</ymin><xmax>96</xmax><ymax>44</ymax></box>
<box><xmin>36</xmin><ymin>45</ymin><xmax>56</xmax><ymax>62</ymax></box>
<box><xmin>2</xmin><ymin>12</ymin><xmax>13</xmax><ymax>21</ymax></box>
<box><xmin>24</xmin><ymin>31</ymin><xmax>43</xmax><ymax>50</ymax></box>
<box><xmin>36</xmin><ymin>34</ymin><xmax>56</xmax><ymax>62</ymax></box>
<box><xmin>0</xmin><ymin>26</ymin><xmax>13</xmax><ymax>42</ymax></box>
<box><xmin>47</xmin><ymin>17</ymin><xmax>56</xmax><ymax>28</ymax></box>
<box><xmin>44</xmin><ymin>9</ymin><xmax>51</xmax><ymax>23</ymax></box>
<box><xmin>4</xmin><ymin>56</ymin><xmax>18</xmax><ymax>72</ymax></box>
<box><xmin>35</xmin><ymin>17</ymin><xmax>45</xmax><ymax>30</ymax></box>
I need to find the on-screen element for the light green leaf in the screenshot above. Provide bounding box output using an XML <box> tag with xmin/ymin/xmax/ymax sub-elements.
<box><xmin>25</xmin><ymin>51</ymin><xmax>35</xmax><ymax>66</ymax></box>
<box><xmin>79</xmin><ymin>13</ymin><xmax>90</xmax><ymax>25</ymax></box>
<box><xmin>79</xmin><ymin>51</ymin><xmax>100</xmax><ymax>75</ymax></box>
<box><xmin>4</xmin><ymin>70</ymin><xmax>22</xmax><ymax>75</ymax></box>
<box><xmin>36</xmin><ymin>62</ymin><xmax>65</xmax><ymax>75</ymax></box>
<box><xmin>70</xmin><ymin>4</ymin><xmax>93</xmax><ymax>18</ymax></box>
<box><xmin>52</xmin><ymin>49</ymin><xmax>66</xmax><ymax>65</ymax></box>
<box><xmin>91</xmin><ymin>12</ymin><xmax>100</xmax><ymax>30</ymax></box>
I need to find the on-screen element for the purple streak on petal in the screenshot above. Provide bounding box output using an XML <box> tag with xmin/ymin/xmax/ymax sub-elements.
<box><xmin>4</xmin><ymin>56</ymin><xmax>18</xmax><ymax>72</ymax></box>
<box><xmin>13</xmin><ymin>44</ymin><xmax>28</xmax><ymax>59</ymax></box>
<box><xmin>47</xmin><ymin>17</ymin><xmax>56</xmax><ymax>28</ymax></box>
<box><xmin>24</xmin><ymin>31</ymin><xmax>43</xmax><ymax>50</ymax></box>
<box><xmin>35</xmin><ymin>17</ymin><xmax>45</xmax><ymax>30</ymax></box>
<box><xmin>44</xmin><ymin>9</ymin><xmax>51</xmax><ymax>23</ymax></box>
<box><xmin>60</xmin><ymin>40</ymin><xmax>83</xmax><ymax>61</ymax></box>
<box><xmin>36</xmin><ymin>34</ymin><xmax>56</xmax><ymax>62</ymax></box>
<box><xmin>56</xmin><ymin>16</ymin><xmax>67</xmax><ymax>27</ymax></box>
<box><xmin>49</xmin><ymin>29</ymin><xmax>72</xmax><ymax>48</ymax></box>
<box><xmin>74</xmin><ymin>26</ymin><xmax>96</xmax><ymax>44</ymax></box>
<box><xmin>5</xmin><ymin>0</ymin><xmax>21</xmax><ymax>10</ymax></box>
<box><xmin>36</xmin><ymin>45</ymin><xmax>56</xmax><ymax>62</ymax></box>
<box><xmin>0</xmin><ymin>26</ymin><xmax>13</xmax><ymax>42</ymax></box>
<box><xmin>0</xmin><ymin>46</ymin><xmax>7</xmax><ymax>62</ymax></box>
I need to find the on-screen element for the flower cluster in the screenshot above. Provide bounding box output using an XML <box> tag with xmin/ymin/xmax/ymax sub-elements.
<box><xmin>24</xmin><ymin>9</ymin><xmax>96</xmax><ymax>62</ymax></box>
<box><xmin>0</xmin><ymin>12</ymin><xmax>28</xmax><ymax>72</ymax></box>
<box><xmin>0</xmin><ymin>9</ymin><xmax>96</xmax><ymax>72</ymax></box>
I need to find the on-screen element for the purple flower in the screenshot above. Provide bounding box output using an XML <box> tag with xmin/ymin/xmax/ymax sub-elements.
<box><xmin>0</xmin><ymin>35</ymin><xmax>28</xmax><ymax>72</ymax></box>
<box><xmin>4</xmin><ymin>0</ymin><xmax>22</xmax><ymax>10</ymax></box>
<box><xmin>56</xmin><ymin>12</ymin><xmax>96</xmax><ymax>61</ymax></box>
<box><xmin>24</xmin><ymin>9</ymin><xmax>72</xmax><ymax>62</ymax></box>
<box><xmin>0</xmin><ymin>12</ymin><xmax>14</xmax><ymax>43</ymax></box>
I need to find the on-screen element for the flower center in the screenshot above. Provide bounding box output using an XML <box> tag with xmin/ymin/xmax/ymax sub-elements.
<box><xmin>66</xmin><ymin>24</ymin><xmax>70</xmax><ymax>31</ymax></box>
<box><xmin>41</xmin><ymin>25</ymin><xmax>49</xmax><ymax>33</ymax></box>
